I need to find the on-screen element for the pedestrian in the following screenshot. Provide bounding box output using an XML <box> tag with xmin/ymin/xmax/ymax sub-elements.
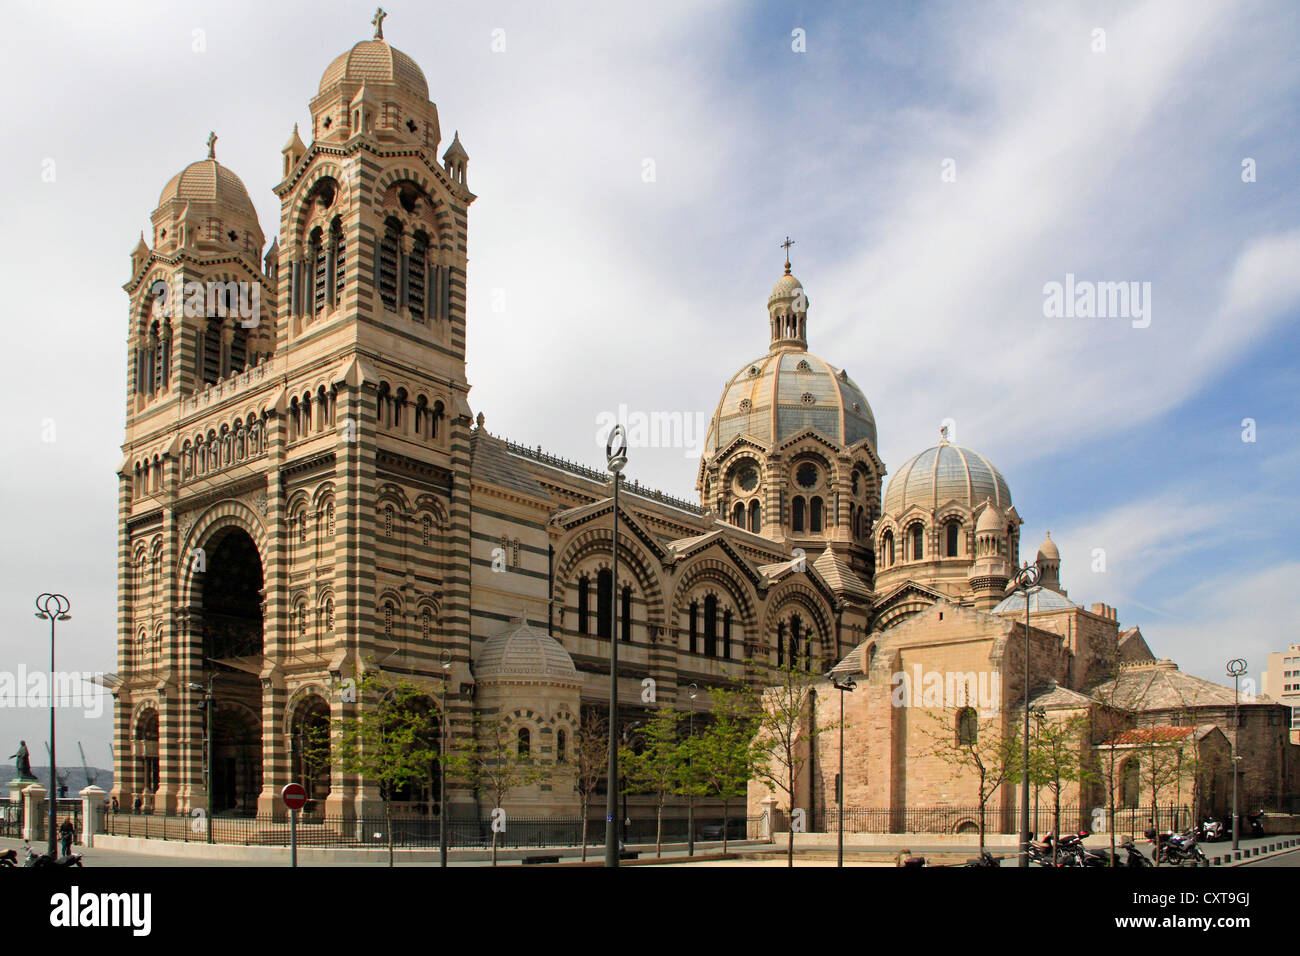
<box><xmin>111</xmin><ymin>796</ymin><xmax>119</xmax><ymax>814</ymax></box>
<box><xmin>133</xmin><ymin>796</ymin><xmax>142</xmax><ymax>814</ymax></box>
<box><xmin>59</xmin><ymin>818</ymin><xmax>74</xmax><ymax>857</ymax></box>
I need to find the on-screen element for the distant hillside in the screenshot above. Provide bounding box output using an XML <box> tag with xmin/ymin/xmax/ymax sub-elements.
<box><xmin>23</xmin><ymin>766</ymin><xmax>115</xmax><ymax>797</ymax></box>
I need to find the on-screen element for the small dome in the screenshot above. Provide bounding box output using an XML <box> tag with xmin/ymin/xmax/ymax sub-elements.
<box><xmin>992</xmin><ymin>587</ymin><xmax>1076</xmax><ymax>615</ymax></box>
<box><xmin>319</xmin><ymin>39</ymin><xmax>429</xmax><ymax>99</ymax></box>
<box><xmin>883</xmin><ymin>442</ymin><xmax>1011</xmax><ymax>517</ymax></box>
<box><xmin>769</xmin><ymin>270</ymin><xmax>804</xmax><ymax>304</ymax></box>
<box><xmin>975</xmin><ymin>499</ymin><xmax>1003</xmax><ymax>534</ymax></box>
<box><xmin>1037</xmin><ymin>531</ymin><xmax>1060</xmax><ymax>561</ymax></box>
<box><xmin>157</xmin><ymin>159</ymin><xmax>257</xmax><ymax>221</ymax></box>
<box><xmin>475</xmin><ymin>619</ymin><xmax>580</xmax><ymax>683</ymax></box>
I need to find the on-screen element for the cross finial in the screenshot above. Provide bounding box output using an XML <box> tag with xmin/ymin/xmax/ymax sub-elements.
<box><xmin>206</xmin><ymin>131</ymin><xmax>217</xmax><ymax>160</ymax></box>
<box><xmin>780</xmin><ymin>236</ymin><xmax>795</xmax><ymax>273</ymax></box>
<box><xmin>372</xmin><ymin>7</ymin><xmax>387</xmax><ymax>39</ymax></box>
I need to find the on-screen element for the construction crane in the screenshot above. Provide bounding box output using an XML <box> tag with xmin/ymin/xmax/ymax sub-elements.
<box><xmin>78</xmin><ymin>742</ymin><xmax>98</xmax><ymax>787</ymax></box>
<box><xmin>44</xmin><ymin>742</ymin><xmax>71</xmax><ymax>797</ymax></box>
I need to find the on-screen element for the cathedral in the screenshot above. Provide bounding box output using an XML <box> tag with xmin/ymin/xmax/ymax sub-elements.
<box><xmin>112</xmin><ymin>16</ymin><xmax>1297</xmax><ymax>829</ymax></box>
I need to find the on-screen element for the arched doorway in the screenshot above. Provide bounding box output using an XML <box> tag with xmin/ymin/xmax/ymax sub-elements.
<box><xmin>134</xmin><ymin>709</ymin><xmax>159</xmax><ymax>810</ymax></box>
<box><xmin>383</xmin><ymin>694</ymin><xmax>441</xmax><ymax>818</ymax></box>
<box><xmin>289</xmin><ymin>695</ymin><xmax>332</xmax><ymax>810</ymax></box>
<box><xmin>197</xmin><ymin>527</ymin><xmax>265</xmax><ymax>816</ymax></box>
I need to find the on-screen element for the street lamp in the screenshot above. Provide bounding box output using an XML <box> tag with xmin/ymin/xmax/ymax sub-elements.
<box><xmin>34</xmin><ymin>593</ymin><xmax>70</xmax><ymax>859</ymax></box>
<box><xmin>440</xmin><ymin>651</ymin><xmax>452</xmax><ymax>867</ymax></box>
<box><xmin>604</xmin><ymin>424</ymin><xmax>628</xmax><ymax>868</ymax></box>
<box><xmin>827</xmin><ymin>673</ymin><xmax>857</xmax><ymax>867</ymax></box>
<box><xmin>686</xmin><ymin>682</ymin><xmax>697</xmax><ymax>857</ymax></box>
<box><xmin>187</xmin><ymin>675</ymin><xmax>216</xmax><ymax>843</ymax></box>
<box><xmin>1227</xmin><ymin>658</ymin><xmax>1247</xmax><ymax>851</ymax></box>
<box><xmin>1005</xmin><ymin>561</ymin><xmax>1041</xmax><ymax>868</ymax></box>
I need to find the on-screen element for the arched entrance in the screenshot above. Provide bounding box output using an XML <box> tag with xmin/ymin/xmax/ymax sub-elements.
<box><xmin>289</xmin><ymin>695</ymin><xmax>332</xmax><ymax>810</ymax></box>
<box><xmin>134</xmin><ymin>709</ymin><xmax>159</xmax><ymax>810</ymax></box>
<box><xmin>197</xmin><ymin>526</ymin><xmax>265</xmax><ymax>816</ymax></box>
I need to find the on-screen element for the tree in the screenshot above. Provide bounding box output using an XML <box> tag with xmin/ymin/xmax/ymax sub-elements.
<box><xmin>922</xmin><ymin>707</ymin><xmax>1021</xmax><ymax>856</ymax></box>
<box><xmin>686</xmin><ymin>686</ymin><xmax>761</xmax><ymax>852</ymax></box>
<box><xmin>1141</xmin><ymin>739</ymin><xmax>1190</xmax><ymax>867</ymax></box>
<box><xmin>1027</xmin><ymin>710</ymin><xmax>1094</xmax><ymax>864</ymax></box>
<box><xmin>749</xmin><ymin>660</ymin><xmax>823</xmax><ymax>867</ymax></box>
<box><xmin>331</xmin><ymin>667</ymin><xmax>443</xmax><ymax>867</ymax></box>
<box><xmin>444</xmin><ymin>713</ymin><xmax>551</xmax><ymax>866</ymax></box>
<box><xmin>619</xmin><ymin>707</ymin><xmax>687</xmax><ymax>858</ymax></box>
<box><xmin>571</xmin><ymin>709</ymin><xmax>608</xmax><ymax>862</ymax></box>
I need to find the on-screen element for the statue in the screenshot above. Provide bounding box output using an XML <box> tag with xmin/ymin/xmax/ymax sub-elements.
<box><xmin>9</xmin><ymin>741</ymin><xmax>33</xmax><ymax>779</ymax></box>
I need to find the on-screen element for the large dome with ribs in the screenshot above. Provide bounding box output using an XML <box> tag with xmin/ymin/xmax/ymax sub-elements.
<box><xmin>882</xmin><ymin>441</ymin><xmax>1011</xmax><ymax>515</ymax></box>
<box><xmin>704</xmin><ymin>348</ymin><xmax>877</xmax><ymax>455</ymax></box>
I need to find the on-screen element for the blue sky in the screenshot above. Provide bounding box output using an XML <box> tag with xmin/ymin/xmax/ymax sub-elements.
<box><xmin>0</xmin><ymin>0</ymin><xmax>1297</xmax><ymax>758</ymax></box>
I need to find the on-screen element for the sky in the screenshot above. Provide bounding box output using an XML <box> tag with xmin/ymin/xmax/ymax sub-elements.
<box><xmin>0</xmin><ymin>0</ymin><xmax>1297</xmax><ymax>763</ymax></box>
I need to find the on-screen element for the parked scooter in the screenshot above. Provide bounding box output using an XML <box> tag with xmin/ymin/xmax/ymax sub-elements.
<box><xmin>1027</xmin><ymin>833</ymin><xmax>1062</xmax><ymax>866</ymax></box>
<box><xmin>1117</xmin><ymin>837</ymin><xmax>1154</xmax><ymax>867</ymax></box>
<box><xmin>0</xmin><ymin>848</ymin><xmax>17</xmax><ymax>867</ymax></box>
<box><xmin>1197</xmin><ymin>818</ymin><xmax>1226</xmax><ymax>843</ymax></box>
<box><xmin>1245</xmin><ymin>810</ymin><xmax>1265</xmax><ymax>838</ymax></box>
<box><xmin>964</xmin><ymin>851</ymin><xmax>1001</xmax><ymax>867</ymax></box>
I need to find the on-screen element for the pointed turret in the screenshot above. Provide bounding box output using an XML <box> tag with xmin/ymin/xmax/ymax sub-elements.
<box><xmin>281</xmin><ymin>123</ymin><xmax>306</xmax><ymax>178</ymax></box>
<box><xmin>443</xmin><ymin>130</ymin><xmax>468</xmax><ymax>186</ymax></box>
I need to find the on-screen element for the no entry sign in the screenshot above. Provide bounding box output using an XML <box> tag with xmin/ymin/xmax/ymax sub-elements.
<box><xmin>281</xmin><ymin>783</ymin><xmax>307</xmax><ymax>811</ymax></box>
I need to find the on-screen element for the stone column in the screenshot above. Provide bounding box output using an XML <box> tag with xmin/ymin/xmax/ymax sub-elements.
<box><xmin>22</xmin><ymin>784</ymin><xmax>47</xmax><ymax>843</ymax></box>
<box><xmin>79</xmin><ymin>785</ymin><xmax>106</xmax><ymax>848</ymax></box>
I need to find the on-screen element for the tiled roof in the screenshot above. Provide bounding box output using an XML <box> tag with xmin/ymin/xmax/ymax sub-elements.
<box><xmin>1102</xmin><ymin>725</ymin><xmax>1198</xmax><ymax>746</ymax></box>
<box><xmin>1091</xmin><ymin>662</ymin><xmax>1241</xmax><ymax>711</ymax></box>
<box><xmin>470</xmin><ymin>430</ymin><xmax>549</xmax><ymax>499</ymax></box>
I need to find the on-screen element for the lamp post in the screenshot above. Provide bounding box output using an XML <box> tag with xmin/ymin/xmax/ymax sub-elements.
<box><xmin>34</xmin><ymin>593</ymin><xmax>70</xmax><ymax>859</ymax></box>
<box><xmin>1227</xmin><ymin>658</ymin><xmax>1246</xmax><ymax>851</ymax></box>
<box><xmin>828</xmin><ymin>673</ymin><xmax>857</xmax><ymax>867</ymax></box>
<box><xmin>1006</xmin><ymin>561</ymin><xmax>1041</xmax><ymax>868</ymax></box>
<box><xmin>686</xmin><ymin>682</ymin><xmax>697</xmax><ymax>857</ymax></box>
<box><xmin>187</xmin><ymin>674</ymin><xmax>216</xmax><ymax>843</ymax></box>
<box><xmin>440</xmin><ymin>651</ymin><xmax>452</xmax><ymax>867</ymax></box>
<box><xmin>604</xmin><ymin>425</ymin><xmax>628</xmax><ymax>868</ymax></box>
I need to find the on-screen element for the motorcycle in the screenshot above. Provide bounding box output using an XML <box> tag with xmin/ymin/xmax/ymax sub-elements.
<box><xmin>22</xmin><ymin>843</ymin><xmax>83</xmax><ymax>868</ymax></box>
<box><xmin>964</xmin><ymin>851</ymin><xmax>1001</xmax><ymax>867</ymax></box>
<box><xmin>1245</xmin><ymin>810</ymin><xmax>1265</xmax><ymax>838</ymax></box>
<box><xmin>0</xmin><ymin>848</ymin><xmax>17</xmax><ymax>868</ymax></box>
<box><xmin>1146</xmin><ymin>828</ymin><xmax>1207</xmax><ymax>866</ymax></box>
<box><xmin>1026</xmin><ymin>833</ymin><xmax>1060</xmax><ymax>866</ymax></box>
<box><xmin>1057</xmin><ymin>832</ymin><xmax>1109</xmax><ymax>868</ymax></box>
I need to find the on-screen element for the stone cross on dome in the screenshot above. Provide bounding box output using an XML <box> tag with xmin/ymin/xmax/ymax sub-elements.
<box><xmin>780</xmin><ymin>236</ymin><xmax>795</xmax><ymax>274</ymax></box>
<box><xmin>207</xmin><ymin>131</ymin><xmax>217</xmax><ymax>160</ymax></box>
<box><xmin>372</xmin><ymin>7</ymin><xmax>387</xmax><ymax>40</ymax></box>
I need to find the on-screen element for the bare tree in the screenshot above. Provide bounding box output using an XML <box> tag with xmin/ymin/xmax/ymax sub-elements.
<box><xmin>571</xmin><ymin>709</ymin><xmax>608</xmax><ymax>862</ymax></box>
<box><xmin>750</xmin><ymin>660</ymin><xmax>823</xmax><ymax>868</ymax></box>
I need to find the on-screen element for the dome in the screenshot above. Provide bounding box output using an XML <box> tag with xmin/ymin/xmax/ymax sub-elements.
<box><xmin>1037</xmin><ymin>531</ymin><xmax>1060</xmax><ymax>561</ymax></box>
<box><xmin>319</xmin><ymin>39</ymin><xmax>429</xmax><ymax>99</ymax></box>
<box><xmin>769</xmin><ymin>270</ymin><xmax>804</xmax><ymax>304</ymax></box>
<box><xmin>474</xmin><ymin>619</ymin><xmax>580</xmax><ymax>683</ymax></box>
<box><xmin>704</xmin><ymin>349</ymin><xmax>877</xmax><ymax>454</ymax></box>
<box><xmin>156</xmin><ymin>159</ymin><xmax>257</xmax><ymax>221</ymax></box>
<box><xmin>883</xmin><ymin>442</ymin><xmax>1011</xmax><ymax>516</ymax></box>
<box><xmin>975</xmin><ymin>498</ymin><xmax>1003</xmax><ymax>533</ymax></box>
<box><xmin>992</xmin><ymin>587</ymin><xmax>1076</xmax><ymax>615</ymax></box>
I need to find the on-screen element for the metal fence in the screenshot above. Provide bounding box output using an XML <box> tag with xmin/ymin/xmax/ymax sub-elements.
<box><xmin>807</xmin><ymin>804</ymin><xmax>1194</xmax><ymax>836</ymax></box>
<box><xmin>0</xmin><ymin>798</ymin><xmax>22</xmax><ymax>838</ymax></box>
<box><xmin>103</xmin><ymin>811</ymin><xmax>763</xmax><ymax>849</ymax></box>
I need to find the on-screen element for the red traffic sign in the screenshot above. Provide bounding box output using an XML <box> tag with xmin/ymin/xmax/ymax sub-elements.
<box><xmin>281</xmin><ymin>783</ymin><xmax>307</xmax><ymax>811</ymax></box>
